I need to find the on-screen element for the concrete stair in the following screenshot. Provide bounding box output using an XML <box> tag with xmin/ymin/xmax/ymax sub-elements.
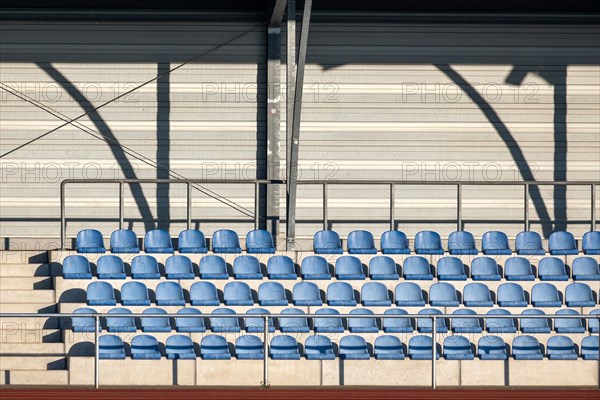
<box><xmin>0</xmin><ymin>370</ymin><xmax>69</xmax><ymax>385</ymax></box>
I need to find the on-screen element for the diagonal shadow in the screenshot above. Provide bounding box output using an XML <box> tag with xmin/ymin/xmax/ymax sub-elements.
<box><xmin>156</xmin><ymin>62</ymin><xmax>170</xmax><ymax>231</ymax></box>
<box><xmin>39</xmin><ymin>62</ymin><xmax>156</xmax><ymax>232</ymax></box>
<box><xmin>436</xmin><ymin>64</ymin><xmax>553</xmax><ymax>235</ymax></box>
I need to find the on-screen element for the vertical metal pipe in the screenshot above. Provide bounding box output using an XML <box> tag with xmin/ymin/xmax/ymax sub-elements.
<box><xmin>94</xmin><ymin>314</ymin><xmax>100</xmax><ymax>389</ymax></box>
<box><xmin>456</xmin><ymin>184</ymin><xmax>462</xmax><ymax>231</ymax></box>
<box><xmin>323</xmin><ymin>182</ymin><xmax>328</xmax><ymax>230</ymax></box>
<box><xmin>524</xmin><ymin>183</ymin><xmax>530</xmax><ymax>231</ymax></box>
<box><xmin>187</xmin><ymin>182</ymin><xmax>192</xmax><ymax>230</ymax></box>
<box><xmin>263</xmin><ymin>315</ymin><xmax>269</xmax><ymax>386</ymax></box>
<box><xmin>119</xmin><ymin>181</ymin><xmax>124</xmax><ymax>230</ymax></box>
<box><xmin>255</xmin><ymin>182</ymin><xmax>260</xmax><ymax>230</ymax></box>
<box><xmin>432</xmin><ymin>315</ymin><xmax>437</xmax><ymax>389</ymax></box>
<box><xmin>60</xmin><ymin>182</ymin><xmax>66</xmax><ymax>249</ymax></box>
<box><xmin>592</xmin><ymin>184</ymin><xmax>596</xmax><ymax>232</ymax></box>
<box><xmin>390</xmin><ymin>183</ymin><xmax>395</xmax><ymax>231</ymax></box>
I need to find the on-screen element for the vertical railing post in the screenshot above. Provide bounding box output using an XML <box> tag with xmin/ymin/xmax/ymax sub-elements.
<box><xmin>323</xmin><ymin>183</ymin><xmax>328</xmax><ymax>231</ymax></box>
<box><xmin>60</xmin><ymin>181</ymin><xmax>66</xmax><ymax>249</ymax></box>
<box><xmin>119</xmin><ymin>181</ymin><xmax>124</xmax><ymax>230</ymax></box>
<box><xmin>592</xmin><ymin>184</ymin><xmax>596</xmax><ymax>232</ymax></box>
<box><xmin>263</xmin><ymin>315</ymin><xmax>269</xmax><ymax>387</ymax></box>
<box><xmin>255</xmin><ymin>182</ymin><xmax>260</xmax><ymax>230</ymax></box>
<box><xmin>457</xmin><ymin>184</ymin><xmax>462</xmax><ymax>231</ymax></box>
<box><xmin>390</xmin><ymin>183</ymin><xmax>395</xmax><ymax>231</ymax></box>
<box><xmin>524</xmin><ymin>183</ymin><xmax>530</xmax><ymax>231</ymax></box>
<box><xmin>432</xmin><ymin>315</ymin><xmax>437</xmax><ymax>389</ymax></box>
<box><xmin>187</xmin><ymin>182</ymin><xmax>192</xmax><ymax>230</ymax></box>
<box><xmin>94</xmin><ymin>314</ymin><xmax>100</xmax><ymax>389</ymax></box>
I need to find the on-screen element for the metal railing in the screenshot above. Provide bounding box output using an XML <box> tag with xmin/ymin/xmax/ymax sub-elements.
<box><xmin>1</xmin><ymin>312</ymin><xmax>598</xmax><ymax>389</ymax></box>
<box><xmin>60</xmin><ymin>179</ymin><xmax>285</xmax><ymax>249</ymax></box>
<box><xmin>295</xmin><ymin>180</ymin><xmax>599</xmax><ymax>234</ymax></box>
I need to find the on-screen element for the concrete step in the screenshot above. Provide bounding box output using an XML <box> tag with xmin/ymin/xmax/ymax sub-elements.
<box><xmin>1</xmin><ymin>328</ymin><xmax>62</xmax><ymax>343</ymax></box>
<box><xmin>0</xmin><ymin>250</ymin><xmax>48</xmax><ymax>264</ymax></box>
<box><xmin>0</xmin><ymin>316</ymin><xmax>62</xmax><ymax>330</ymax></box>
<box><xmin>0</xmin><ymin>277</ymin><xmax>53</xmax><ymax>290</ymax></box>
<box><xmin>0</xmin><ymin>263</ymin><xmax>55</xmax><ymax>277</ymax></box>
<box><xmin>0</xmin><ymin>342</ymin><xmax>64</xmax><ymax>354</ymax></box>
<box><xmin>0</xmin><ymin>370</ymin><xmax>69</xmax><ymax>385</ymax></box>
<box><xmin>0</xmin><ymin>355</ymin><xmax>66</xmax><ymax>370</ymax></box>
<box><xmin>0</xmin><ymin>289</ymin><xmax>55</xmax><ymax>303</ymax></box>
<box><xmin>0</xmin><ymin>303</ymin><xmax>57</xmax><ymax>313</ymax></box>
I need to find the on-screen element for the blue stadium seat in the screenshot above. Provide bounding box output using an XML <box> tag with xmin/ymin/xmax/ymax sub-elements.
<box><xmin>155</xmin><ymin>281</ymin><xmax>185</xmax><ymax>306</ymax></box>
<box><xmin>199</xmin><ymin>255</ymin><xmax>229</xmax><ymax>279</ymax></box>
<box><xmin>417</xmin><ymin>308</ymin><xmax>447</xmax><ymax>333</ymax></box>
<box><xmin>97</xmin><ymin>255</ymin><xmax>126</xmax><ymax>279</ymax></box>
<box><xmin>481</xmin><ymin>231</ymin><xmax>512</xmax><ymax>255</ymax></box>
<box><xmin>485</xmin><ymin>309</ymin><xmax>516</xmax><ymax>333</ymax></box>
<box><xmin>382</xmin><ymin>308</ymin><xmax>413</xmax><ymax>333</ymax></box>
<box><xmin>327</xmin><ymin>282</ymin><xmax>357</xmax><ymax>306</ymax></box>
<box><xmin>270</xmin><ymin>335</ymin><xmax>301</xmax><ymax>360</ymax></box>
<box><xmin>110</xmin><ymin>229</ymin><xmax>139</xmax><ymax>253</ymax></box>
<box><xmin>301</xmin><ymin>256</ymin><xmax>331</xmax><ymax>280</ymax></box>
<box><xmin>131</xmin><ymin>255</ymin><xmax>160</xmax><ymax>279</ymax></box>
<box><xmin>361</xmin><ymin>282</ymin><xmax>392</xmax><ymax>306</ymax></box>
<box><xmin>581</xmin><ymin>336</ymin><xmax>599</xmax><ymax>360</ymax></box>
<box><xmin>369</xmin><ymin>256</ymin><xmax>399</xmax><ymax>280</ymax></box>
<box><xmin>62</xmin><ymin>255</ymin><xmax>92</xmax><ymax>279</ymax></box>
<box><xmin>451</xmin><ymin>309</ymin><xmax>482</xmax><ymax>333</ymax></box>
<box><xmin>166</xmin><ymin>335</ymin><xmax>196</xmax><ymax>360</ymax></box>
<box><xmin>549</xmin><ymin>231</ymin><xmax>578</xmax><ymax>255</ymax></box>
<box><xmin>314</xmin><ymin>308</ymin><xmax>344</xmax><ymax>333</ymax></box>
<box><xmin>305</xmin><ymin>335</ymin><xmax>336</xmax><ymax>360</ymax></box>
<box><xmin>210</xmin><ymin>308</ymin><xmax>240</xmax><ymax>333</ymax></box>
<box><xmin>374</xmin><ymin>335</ymin><xmax>405</xmax><ymax>360</ymax></box>
<box><xmin>504</xmin><ymin>257</ymin><xmax>535</xmax><ymax>281</ymax></box>
<box><xmin>279</xmin><ymin>308</ymin><xmax>310</xmax><ymax>333</ymax></box>
<box><xmin>512</xmin><ymin>335</ymin><xmax>543</xmax><ymax>360</ymax></box>
<box><xmin>437</xmin><ymin>257</ymin><xmax>467</xmax><ymax>280</ymax></box>
<box><xmin>98</xmin><ymin>335</ymin><xmax>126</xmax><ymax>359</ymax></box>
<box><xmin>106</xmin><ymin>307</ymin><xmax>136</xmax><ymax>333</ymax></box>
<box><xmin>380</xmin><ymin>230</ymin><xmax>410</xmax><ymax>254</ymax></box>
<box><xmin>190</xmin><ymin>281</ymin><xmax>220</xmax><ymax>306</ymax></box>
<box><xmin>395</xmin><ymin>282</ymin><xmax>426</xmax><ymax>307</ymax></box>
<box><xmin>212</xmin><ymin>229</ymin><xmax>242</xmax><ymax>253</ymax></box>
<box><xmin>313</xmin><ymin>230</ymin><xmax>343</xmax><ymax>254</ymax></box>
<box><xmin>554</xmin><ymin>309</ymin><xmax>585</xmax><ymax>333</ymax></box>
<box><xmin>177</xmin><ymin>229</ymin><xmax>207</xmax><ymax>253</ymax></box>
<box><xmin>200</xmin><ymin>335</ymin><xmax>231</xmax><ymax>360</ymax></box>
<box><xmin>235</xmin><ymin>335</ymin><xmax>263</xmax><ymax>360</ymax></box>
<box><xmin>531</xmin><ymin>283</ymin><xmax>562</xmax><ymax>307</ymax></box>
<box><xmin>477</xmin><ymin>336</ymin><xmax>508</xmax><ymax>360</ymax></box>
<box><xmin>582</xmin><ymin>231</ymin><xmax>600</xmax><ymax>255</ymax></box>
<box><xmin>120</xmin><ymin>281</ymin><xmax>150</xmax><ymax>306</ymax></box>
<box><xmin>463</xmin><ymin>283</ymin><xmax>493</xmax><ymax>307</ymax></box>
<box><xmin>515</xmin><ymin>231</ymin><xmax>545</xmax><ymax>255</ymax></box>
<box><xmin>348</xmin><ymin>308</ymin><xmax>379</xmax><ymax>333</ymax></box>
<box><xmin>245</xmin><ymin>229</ymin><xmax>275</xmax><ymax>253</ymax></box>
<box><xmin>547</xmin><ymin>336</ymin><xmax>578</xmax><ymax>360</ymax></box>
<box><xmin>403</xmin><ymin>256</ymin><xmax>433</xmax><ymax>280</ymax></box>
<box><xmin>258</xmin><ymin>282</ymin><xmax>288</xmax><ymax>306</ymax></box>
<box><xmin>144</xmin><ymin>229</ymin><xmax>173</xmax><ymax>253</ymax></box>
<box><xmin>339</xmin><ymin>335</ymin><xmax>370</xmax><ymax>360</ymax></box>
<box><xmin>589</xmin><ymin>309</ymin><xmax>600</xmax><ymax>333</ymax></box>
<box><xmin>244</xmin><ymin>308</ymin><xmax>275</xmax><ymax>333</ymax></box>
<box><xmin>429</xmin><ymin>282</ymin><xmax>459</xmax><ymax>306</ymax></box>
<box><xmin>538</xmin><ymin>257</ymin><xmax>568</xmax><ymax>281</ymax></box>
<box><xmin>408</xmin><ymin>335</ymin><xmax>439</xmax><ymax>360</ymax></box>
<box><xmin>520</xmin><ymin>309</ymin><xmax>551</xmax><ymax>334</ymax></box>
<box><xmin>223</xmin><ymin>281</ymin><xmax>253</xmax><ymax>306</ymax></box>
<box><xmin>131</xmin><ymin>334</ymin><xmax>162</xmax><ymax>359</ymax></box>
<box><xmin>141</xmin><ymin>308</ymin><xmax>171</xmax><ymax>332</ymax></box>
<box><xmin>471</xmin><ymin>257</ymin><xmax>501</xmax><ymax>281</ymax></box>
<box><xmin>497</xmin><ymin>283</ymin><xmax>528</xmax><ymax>307</ymax></box>
<box><xmin>77</xmin><ymin>229</ymin><xmax>105</xmax><ymax>253</ymax></box>
<box><xmin>347</xmin><ymin>230</ymin><xmax>377</xmax><ymax>254</ymax></box>
<box><xmin>573</xmin><ymin>257</ymin><xmax>600</xmax><ymax>280</ymax></box>
<box><xmin>233</xmin><ymin>255</ymin><xmax>263</xmax><ymax>279</ymax></box>
<box><xmin>565</xmin><ymin>282</ymin><xmax>596</xmax><ymax>307</ymax></box>
<box><xmin>71</xmin><ymin>307</ymin><xmax>97</xmax><ymax>332</ymax></box>
<box><xmin>443</xmin><ymin>336</ymin><xmax>474</xmax><ymax>360</ymax></box>
<box><xmin>293</xmin><ymin>282</ymin><xmax>323</xmax><ymax>306</ymax></box>
<box><xmin>414</xmin><ymin>230</ymin><xmax>444</xmax><ymax>255</ymax></box>
<box><xmin>165</xmin><ymin>255</ymin><xmax>195</xmax><ymax>279</ymax></box>
<box><xmin>86</xmin><ymin>282</ymin><xmax>116</xmax><ymax>306</ymax></box>
<box><xmin>267</xmin><ymin>255</ymin><xmax>297</xmax><ymax>279</ymax></box>
<box><xmin>448</xmin><ymin>231</ymin><xmax>478</xmax><ymax>255</ymax></box>
<box><xmin>335</xmin><ymin>256</ymin><xmax>366</xmax><ymax>280</ymax></box>
<box><xmin>175</xmin><ymin>308</ymin><xmax>206</xmax><ymax>333</ymax></box>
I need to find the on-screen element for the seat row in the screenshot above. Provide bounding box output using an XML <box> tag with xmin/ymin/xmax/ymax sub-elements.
<box><xmin>97</xmin><ymin>333</ymin><xmax>600</xmax><ymax>361</ymax></box>
<box><xmin>86</xmin><ymin>280</ymin><xmax>599</xmax><ymax>308</ymax></box>
<box><xmin>63</xmin><ymin>253</ymin><xmax>600</xmax><ymax>281</ymax></box>
<box><xmin>76</xmin><ymin>228</ymin><xmax>600</xmax><ymax>255</ymax></box>
<box><xmin>72</xmin><ymin>306</ymin><xmax>600</xmax><ymax>334</ymax></box>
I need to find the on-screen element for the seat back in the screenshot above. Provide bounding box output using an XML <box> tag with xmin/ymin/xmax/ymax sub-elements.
<box><xmin>471</xmin><ymin>257</ymin><xmax>501</xmax><ymax>278</ymax></box>
<box><xmin>463</xmin><ymin>282</ymin><xmax>492</xmax><ymax>304</ymax></box>
<box><xmin>301</xmin><ymin>255</ymin><xmax>330</xmax><ymax>278</ymax></box>
<box><xmin>348</xmin><ymin>308</ymin><xmax>377</xmax><ymax>330</ymax></box>
<box><xmin>314</xmin><ymin>308</ymin><xmax>343</xmax><ymax>331</ymax></box>
<box><xmin>131</xmin><ymin>334</ymin><xmax>161</xmax><ymax>357</ymax></box>
<box><xmin>86</xmin><ymin>281</ymin><xmax>115</xmax><ymax>305</ymax></box>
<box><xmin>97</xmin><ymin>255</ymin><xmax>125</xmax><ymax>278</ymax></box>
<box><xmin>165</xmin><ymin>255</ymin><xmax>194</xmax><ymax>278</ymax></box>
<box><xmin>121</xmin><ymin>281</ymin><xmax>150</xmax><ymax>304</ymax></box>
<box><xmin>547</xmin><ymin>336</ymin><xmax>576</xmax><ymax>356</ymax></box>
<box><xmin>313</xmin><ymin>230</ymin><xmax>343</xmax><ymax>254</ymax></box>
<box><xmin>110</xmin><ymin>229</ymin><xmax>139</xmax><ymax>253</ymax></box>
<box><xmin>199</xmin><ymin>255</ymin><xmax>228</xmax><ymax>277</ymax></box>
<box><xmin>403</xmin><ymin>256</ymin><xmax>432</xmax><ymax>277</ymax></box>
<box><xmin>131</xmin><ymin>255</ymin><xmax>160</xmax><ymax>278</ymax></box>
<box><xmin>279</xmin><ymin>308</ymin><xmax>309</xmax><ymax>331</ymax></box>
<box><xmin>581</xmin><ymin>336</ymin><xmax>599</xmax><ymax>358</ymax></box>
<box><xmin>497</xmin><ymin>283</ymin><xmax>527</xmax><ymax>304</ymax></box>
<box><xmin>77</xmin><ymin>229</ymin><xmax>105</xmax><ymax>253</ymax></box>
<box><xmin>335</xmin><ymin>256</ymin><xmax>364</xmax><ymax>278</ymax></box>
<box><xmin>515</xmin><ymin>231</ymin><xmax>544</xmax><ymax>254</ymax></box>
<box><xmin>166</xmin><ymin>335</ymin><xmax>195</xmax><ymax>358</ymax></box>
<box><xmin>233</xmin><ymin>255</ymin><xmax>262</xmax><ymax>277</ymax></box>
<box><xmin>369</xmin><ymin>256</ymin><xmax>398</xmax><ymax>278</ymax></box>
<box><xmin>505</xmin><ymin>257</ymin><xmax>534</xmax><ymax>278</ymax></box>
<box><xmin>380</xmin><ymin>230</ymin><xmax>409</xmax><ymax>254</ymax></box>
<box><xmin>270</xmin><ymin>335</ymin><xmax>300</xmax><ymax>357</ymax></box>
<box><xmin>437</xmin><ymin>257</ymin><xmax>466</xmax><ymax>278</ymax></box>
<box><xmin>347</xmin><ymin>230</ymin><xmax>377</xmax><ymax>254</ymax></box>
<box><xmin>293</xmin><ymin>282</ymin><xmax>323</xmax><ymax>305</ymax></box>
<box><xmin>482</xmin><ymin>231</ymin><xmax>510</xmax><ymax>254</ymax></box>
<box><xmin>190</xmin><ymin>281</ymin><xmax>219</xmax><ymax>304</ymax></box>
<box><xmin>414</xmin><ymin>230</ymin><xmax>443</xmax><ymax>253</ymax></box>
<box><xmin>244</xmin><ymin>308</ymin><xmax>274</xmax><ymax>332</ymax></box>
<box><xmin>520</xmin><ymin>309</ymin><xmax>549</xmax><ymax>331</ymax></box>
<box><xmin>99</xmin><ymin>335</ymin><xmax>125</xmax><ymax>358</ymax></box>
<box><xmin>548</xmin><ymin>231</ymin><xmax>577</xmax><ymax>254</ymax></box>
<box><xmin>512</xmin><ymin>335</ymin><xmax>542</xmax><ymax>356</ymax></box>
<box><xmin>305</xmin><ymin>335</ymin><xmax>335</xmax><ymax>357</ymax></box>
<box><xmin>175</xmin><ymin>308</ymin><xmax>205</xmax><ymax>331</ymax></box>
<box><xmin>63</xmin><ymin>255</ymin><xmax>92</xmax><ymax>278</ymax></box>
<box><xmin>566</xmin><ymin>282</ymin><xmax>595</xmax><ymax>305</ymax></box>
<box><xmin>409</xmin><ymin>335</ymin><xmax>435</xmax><ymax>356</ymax></box>
<box><xmin>448</xmin><ymin>231</ymin><xmax>477</xmax><ymax>254</ymax></box>
<box><xmin>573</xmin><ymin>257</ymin><xmax>600</xmax><ymax>277</ymax></box>
<box><xmin>383</xmin><ymin>308</ymin><xmax>412</xmax><ymax>331</ymax></box>
<box><xmin>106</xmin><ymin>307</ymin><xmax>135</xmax><ymax>331</ymax></box>
<box><xmin>340</xmin><ymin>335</ymin><xmax>369</xmax><ymax>356</ymax></box>
<box><xmin>327</xmin><ymin>282</ymin><xmax>356</xmax><ymax>305</ymax></box>
<box><xmin>212</xmin><ymin>229</ymin><xmax>242</xmax><ymax>253</ymax></box>
<box><xmin>531</xmin><ymin>283</ymin><xmax>561</xmax><ymax>305</ymax></box>
<box><xmin>583</xmin><ymin>231</ymin><xmax>600</xmax><ymax>254</ymax></box>
<box><xmin>210</xmin><ymin>308</ymin><xmax>240</xmax><ymax>330</ymax></box>
<box><xmin>538</xmin><ymin>257</ymin><xmax>567</xmax><ymax>278</ymax></box>
<box><xmin>554</xmin><ymin>309</ymin><xmax>584</xmax><ymax>330</ymax></box>
<box><xmin>267</xmin><ymin>255</ymin><xmax>296</xmax><ymax>277</ymax></box>
<box><xmin>361</xmin><ymin>282</ymin><xmax>390</xmax><ymax>304</ymax></box>
<box><xmin>156</xmin><ymin>281</ymin><xmax>185</xmax><ymax>304</ymax></box>
<box><xmin>144</xmin><ymin>229</ymin><xmax>173</xmax><ymax>253</ymax></box>
<box><xmin>235</xmin><ymin>335</ymin><xmax>263</xmax><ymax>357</ymax></box>
<box><xmin>258</xmin><ymin>282</ymin><xmax>287</xmax><ymax>304</ymax></box>
<box><xmin>451</xmin><ymin>309</ymin><xmax>481</xmax><ymax>331</ymax></box>
<box><xmin>429</xmin><ymin>282</ymin><xmax>458</xmax><ymax>305</ymax></box>
<box><xmin>478</xmin><ymin>336</ymin><xmax>507</xmax><ymax>357</ymax></box>
<box><xmin>374</xmin><ymin>335</ymin><xmax>404</xmax><ymax>357</ymax></box>
<box><xmin>443</xmin><ymin>336</ymin><xmax>473</xmax><ymax>357</ymax></box>
<box><xmin>395</xmin><ymin>282</ymin><xmax>425</xmax><ymax>305</ymax></box>
<box><xmin>200</xmin><ymin>335</ymin><xmax>230</xmax><ymax>356</ymax></box>
<box><xmin>72</xmin><ymin>307</ymin><xmax>97</xmax><ymax>331</ymax></box>
<box><xmin>245</xmin><ymin>229</ymin><xmax>275</xmax><ymax>253</ymax></box>
<box><xmin>486</xmin><ymin>308</ymin><xmax>515</xmax><ymax>330</ymax></box>
<box><xmin>141</xmin><ymin>307</ymin><xmax>170</xmax><ymax>330</ymax></box>
<box><xmin>177</xmin><ymin>229</ymin><xmax>207</xmax><ymax>253</ymax></box>
<box><xmin>224</xmin><ymin>281</ymin><xmax>253</xmax><ymax>304</ymax></box>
